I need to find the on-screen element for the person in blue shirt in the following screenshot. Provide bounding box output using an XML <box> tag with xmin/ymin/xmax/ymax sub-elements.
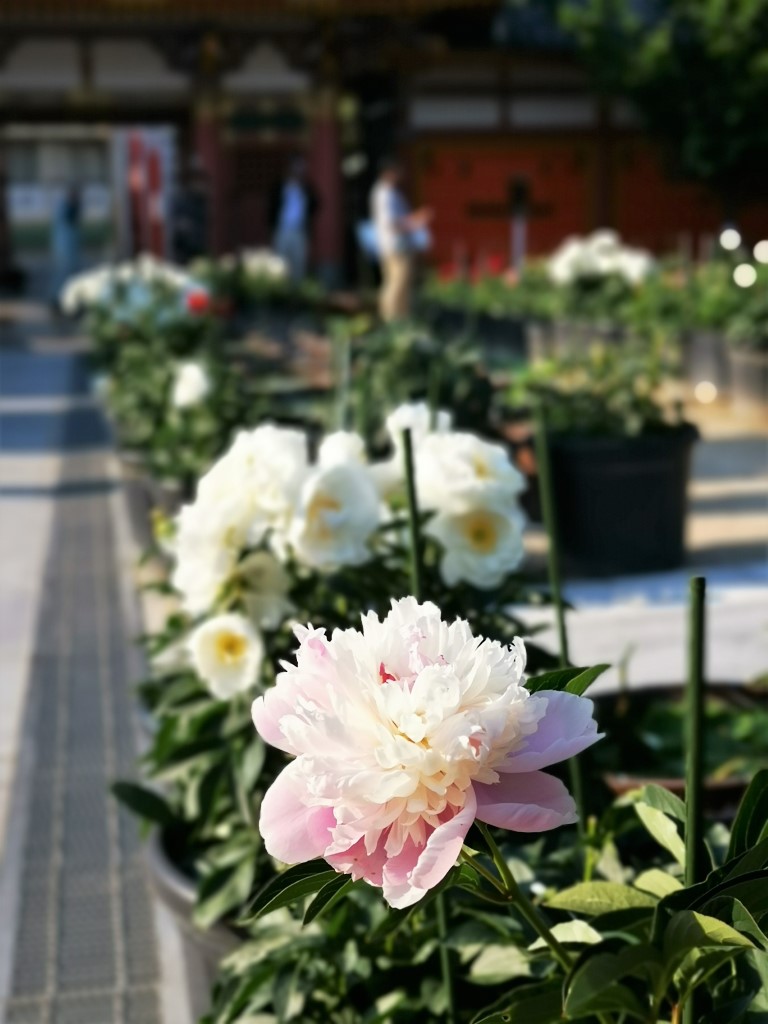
<box><xmin>268</xmin><ymin>158</ymin><xmax>319</xmax><ymax>282</ymax></box>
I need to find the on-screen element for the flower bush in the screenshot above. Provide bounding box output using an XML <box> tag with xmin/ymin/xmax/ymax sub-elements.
<box><xmin>98</xmin><ymin>259</ymin><xmax>768</xmax><ymax>1024</ymax></box>
<box><xmin>506</xmin><ymin>339</ymin><xmax>684</xmax><ymax>437</ymax></box>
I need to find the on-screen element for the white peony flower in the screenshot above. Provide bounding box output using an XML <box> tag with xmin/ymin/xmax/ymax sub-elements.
<box><xmin>415</xmin><ymin>431</ymin><xmax>526</xmax><ymax>514</ymax></box>
<box><xmin>240</xmin><ymin>247</ymin><xmax>289</xmax><ymax>280</ymax></box>
<box><xmin>171</xmin><ymin>361</ymin><xmax>210</xmax><ymax>409</ymax></box>
<box><xmin>188</xmin><ymin>613</ymin><xmax>264</xmax><ymax>699</ymax></box>
<box><xmin>318</xmin><ymin>431</ymin><xmax>367</xmax><ymax>468</ymax></box>
<box><xmin>172</xmin><ymin>426</ymin><xmax>310</xmax><ymax>614</ymax></box>
<box><xmin>548</xmin><ymin>230</ymin><xmax>654</xmax><ymax>286</ymax></box>
<box><xmin>172</xmin><ymin>499</ymin><xmax>250</xmax><ymax>614</ymax></box>
<box><xmin>386</xmin><ymin>401</ymin><xmax>452</xmax><ymax>452</ymax></box>
<box><xmin>425</xmin><ymin>504</ymin><xmax>526</xmax><ymax>588</ymax></box>
<box><xmin>287</xmin><ymin>461</ymin><xmax>382</xmax><ymax>571</ymax></box>
<box><xmin>237</xmin><ymin>550</ymin><xmax>295</xmax><ymax>631</ymax></box>
<box><xmin>198</xmin><ymin>426</ymin><xmax>308</xmax><ymax>535</ymax></box>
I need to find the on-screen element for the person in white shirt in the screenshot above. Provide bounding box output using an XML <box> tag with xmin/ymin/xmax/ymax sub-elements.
<box><xmin>269</xmin><ymin>158</ymin><xmax>318</xmax><ymax>281</ymax></box>
<box><xmin>371</xmin><ymin>158</ymin><xmax>431</xmax><ymax>322</ymax></box>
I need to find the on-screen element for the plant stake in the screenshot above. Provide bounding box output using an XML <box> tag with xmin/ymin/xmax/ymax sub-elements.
<box><xmin>533</xmin><ymin>400</ymin><xmax>585</xmax><ymax>831</ymax></box>
<box><xmin>683</xmin><ymin>576</ymin><xmax>707</xmax><ymax>1024</ymax></box>
<box><xmin>401</xmin><ymin>427</ymin><xmax>456</xmax><ymax>1024</ymax></box>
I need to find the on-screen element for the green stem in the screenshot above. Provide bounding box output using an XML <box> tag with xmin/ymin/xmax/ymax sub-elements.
<box><xmin>335</xmin><ymin>328</ymin><xmax>352</xmax><ymax>431</ymax></box>
<box><xmin>684</xmin><ymin>576</ymin><xmax>706</xmax><ymax>888</ymax></box>
<box><xmin>402</xmin><ymin>428</ymin><xmax>425</xmax><ymax>602</ymax></box>
<box><xmin>401</xmin><ymin>426</ymin><xmax>455</xmax><ymax>1023</ymax></box>
<box><xmin>683</xmin><ymin>577</ymin><xmax>707</xmax><ymax>1024</ymax></box>
<box><xmin>476</xmin><ymin>824</ymin><xmax>572</xmax><ymax>974</ymax></box>
<box><xmin>428</xmin><ymin>358</ymin><xmax>442</xmax><ymax>431</ymax></box>
<box><xmin>533</xmin><ymin>400</ymin><xmax>569</xmax><ymax>666</ymax></box>
<box><xmin>435</xmin><ymin>891</ymin><xmax>456</xmax><ymax>1024</ymax></box>
<box><xmin>533</xmin><ymin>400</ymin><xmax>585</xmax><ymax>835</ymax></box>
<box><xmin>459</xmin><ymin>848</ymin><xmax>509</xmax><ymax>895</ymax></box>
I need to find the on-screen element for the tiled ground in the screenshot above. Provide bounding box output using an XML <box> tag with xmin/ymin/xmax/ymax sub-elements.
<box><xmin>0</xmin><ymin>311</ymin><xmax>161</xmax><ymax>1024</ymax></box>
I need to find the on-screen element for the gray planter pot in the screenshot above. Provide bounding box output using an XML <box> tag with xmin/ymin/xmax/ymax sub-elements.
<box><xmin>682</xmin><ymin>330</ymin><xmax>729</xmax><ymax>394</ymax></box>
<box><xmin>146</xmin><ymin>829</ymin><xmax>241</xmax><ymax>1022</ymax></box>
<box><xmin>551</xmin><ymin>319</ymin><xmax>625</xmax><ymax>356</ymax></box>
<box><xmin>728</xmin><ymin>347</ymin><xmax>768</xmax><ymax>411</ymax></box>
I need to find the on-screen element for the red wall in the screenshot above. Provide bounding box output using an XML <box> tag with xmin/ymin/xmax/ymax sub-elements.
<box><xmin>408</xmin><ymin>132</ymin><xmax>768</xmax><ymax>267</ymax></box>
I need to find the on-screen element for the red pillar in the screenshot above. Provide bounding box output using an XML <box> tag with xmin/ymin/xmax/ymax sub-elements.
<box><xmin>309</xmin><ymin>87</ymin><xmax>344</xmax><ymax>287</ymax></box>
<box><xmin>194</xmin><ymin>101</ymin><xmax>228</xmax><ymax>255</ymax></box>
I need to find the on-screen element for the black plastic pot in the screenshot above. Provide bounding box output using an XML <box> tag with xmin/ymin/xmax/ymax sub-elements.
<box><xmin>549</xmin><ymin>425</ymin><xmax>698</xmax><ymax>576</ymax></box>
<box><xmin>682</xmin><ymin>330</ymin><xmax>729</xmax><ymax>393</ymax></box>
<box><xmin>146</xmin><ymin>829</ymin><xmax>240</xmax><ymax>1021</ymax></box>
<box><xmin>592</xmin><ymin>684</ymin><xmax>761</xmax><ymax>822</ymax></box>
<box><xmin>728</xmin><ymin>347</ymin><xmax>768</xmax><ymax>411</ymax></box>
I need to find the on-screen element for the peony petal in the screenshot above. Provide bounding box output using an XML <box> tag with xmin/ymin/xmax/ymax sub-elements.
<box><xmin>327</xmin><ymin>833</ymin><xmax>388</xmax><ymax>887</ymax></box>
<box><xmin>474</xmin><ymin>771</ymin><xmax>577</xmax><ymax>832</ymax></box>
<box><xmin>499</xmin><ymin>690</ymin><xmax>602</xmax><ymax>773</ymax></box>
<box><xmin>259</xmin><ymin>761</ymin><xmax>335</xmax><ymax>864</ymax></box>
<box><xmin>382</xmin><ymin>791</ymin><xmax>477</xmax><ymax>909</ymax></box>
<box><xmin>252</xmin><ymin>691</ymin><xmax>300</xmax><ymax>754</ymax></box>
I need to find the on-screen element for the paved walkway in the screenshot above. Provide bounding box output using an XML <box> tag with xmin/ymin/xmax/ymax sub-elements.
<box><xmin>0</xmin><ymin>306</ymin><xmax>162</xmax><ymax>1024</ymax></box>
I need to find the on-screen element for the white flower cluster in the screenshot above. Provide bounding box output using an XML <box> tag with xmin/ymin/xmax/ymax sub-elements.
<box><xmin>239</xmin><ymin>248</ymin><xmax>289</xmax><ymax>281</ymax></box>
<box><xmin>60</xmin><ymin>254</ymin><xmax>204</xmax><ymax>314</ymax></box>
<box><xmin>171</xmin><ymin>361</ymin><xmax>210</xmax><ymax>409</ymax></box>
<box><xmin>174</xmin><ymin>406</ymin><xmax>527</xmax><ymax>700</ymax></box>
<box><xmin>548</xmin><ymin>230</ymin><xmax>654</xmax><ymax>287</ymax></box>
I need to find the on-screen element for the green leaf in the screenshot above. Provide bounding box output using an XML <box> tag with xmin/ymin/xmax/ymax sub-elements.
<box><xmin>634</xmin><ymin>869</ymin><xmax>684</xmax><ymax>899</ymax></box>
<box><xmin>194</xmin><ymin>858</ymin><xmax>256</xmax><ymax>930</ymax></box>
<box><xmin>526</xmin><ymin>664</ymin><xmax>609</xmax><ymax>695</ymax></box>
<box><xmin>663</xmin><ymin>910</ymin><xmax>755</xmax><ymax>963</ymax></box>
<box><xmin>471</xmin><ymin>979</ymin><xmax>563</xmax><ymax>1023</ymax></box>
<box><xmin>704</xmin><ymin>896</ymin><xmax>768</xmax><ymax>951</ymax></box>
<box><xmin>546</xmin><ymin>881</ymin><xmax>657</xmax><ymax>916</ymax></box>
<box><xmin>302</xmin><ymin>874</ymin><xmax>353</xmax><ymax>925</ymax></box>
<box><xmin>529</xmin><ymin>919</ymin><xmax>602</xmax><ymax>950</ymax></box>
<box><xmin>111</xmin><ymin>781</ymin><xmax>176</xmax><ymax>827</ymax></box>
<box><xmin>639</xmin><ymin>783</ymin><xmax>687</xmax><ymax>822</ymax></box>
<box><xmin>728</xmin><ymin>769</ymin><xmax>768</xmax><ymax>860</ymax></box>
<box><xmin>636</xmin><ymin>802</ymin><xmax>686</xmax><ymax>866</ymax></box>
<box><xmin>239</xmin><ymin>861</ymin><xmax>338</xmax><ymax>924</ymax></box>
<box><xmin>564</xmin><ymin>944</ymin><xmax>660</xmax><ymax>1019</ymax></box>
<box><xmin>674</xmin><ymin>946</ymin><xmax>750</xmax><ymax>1009</ymax></box>
<box><xmin>469</xmin><ymin>945</ymin><xmax>532</xmax><ymax>985</ymax></box>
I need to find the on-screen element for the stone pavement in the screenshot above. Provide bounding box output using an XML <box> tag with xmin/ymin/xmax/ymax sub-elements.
<box><xmin>0</xmin><ymin>306</ymin><xmax>163</xmax><ymax>1024</ymax></box>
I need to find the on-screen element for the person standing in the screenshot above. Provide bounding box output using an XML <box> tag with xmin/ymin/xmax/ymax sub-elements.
<box><xmin>268</xmin><ymin>157</ymin><xmax>318</xmax><ymax>282</ymax></box>
<box><xmin>371</xmin><ymin>158</ymin><xmax>431</xmax><ymax>323</ymax></box>
<box><xmin>51</xmin><ymin>184</ymin><xmax>82</xmax><ymax>306</ymax></box>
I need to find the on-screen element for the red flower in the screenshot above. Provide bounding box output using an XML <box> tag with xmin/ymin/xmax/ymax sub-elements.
<box><xmin>186</xmin><ymin>290</ymin><xmax>211</xmax><ymax>315</ymax></box>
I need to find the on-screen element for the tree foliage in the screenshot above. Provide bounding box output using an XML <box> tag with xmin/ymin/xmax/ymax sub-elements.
<box><xmin>557</xmin><ymin>0</ymin><xmax>768</xmax><ymax>203</ymax></box>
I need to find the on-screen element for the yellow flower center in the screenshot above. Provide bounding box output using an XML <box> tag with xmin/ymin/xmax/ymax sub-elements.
<box><xmin>216</xmin><ymin>631</ymin><xmax>248</xmax><ymax>663</ymax></box>
<box><xmin>306</xmin><ymin>492</ymin><xmax>342</xmax><ymax>540</ymax></box>
<box><xmin>472</xmin><ymin>455</ymin><xmax>492</xmax><ymax>479</ymax></box>
<box><xmin>463</xmin><ymin>511</ymin><xmax>498</xmax><ymax>553</ymax></box>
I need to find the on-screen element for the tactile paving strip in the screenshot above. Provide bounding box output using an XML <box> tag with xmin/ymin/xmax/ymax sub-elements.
<box><xmin>2</xmin><ymin>459</ymin><xmax>161</xmax><ymax>1024</ymax></box>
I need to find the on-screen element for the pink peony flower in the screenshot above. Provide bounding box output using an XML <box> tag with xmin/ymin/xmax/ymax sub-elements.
<box><xmin>252</xmin><ymin>598</ymin><xmax>601</xmax><ymax>909</ymax></box>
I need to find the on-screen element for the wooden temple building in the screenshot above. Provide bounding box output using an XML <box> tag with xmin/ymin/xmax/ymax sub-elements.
<box><xmin>1</xmin><ymin>0</ymin><xmax>767</xmax><ymax>283</ymax></box>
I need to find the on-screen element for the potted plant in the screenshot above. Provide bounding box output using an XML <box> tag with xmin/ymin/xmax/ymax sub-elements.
<box><xmin>725</xmin><ymin>269</ymin><xmax>768</xmax><ymax>410</ymax></box>
<box><xmin>116</xmin><ymin>406</ymin><xmax>561</xmax><ymax>1017</ymax></box>
<box><xmin>684</xmin><ymin>258</ymin><xmax>744</xmax><ymax>395</ymax></box>
<box><xmin>545</xmin><ymin>229</ymin><xmax>655</xmax><ymax>350</ymax></box>
<box><xmin>506</xmin><ymin>341</ymin><xmax>698</xmax><ymax>575</ymax></box>
<box><xmin>421</xmin><ymin>261</ymin><xmax>557</xmax><ymax>365</ymax></box>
